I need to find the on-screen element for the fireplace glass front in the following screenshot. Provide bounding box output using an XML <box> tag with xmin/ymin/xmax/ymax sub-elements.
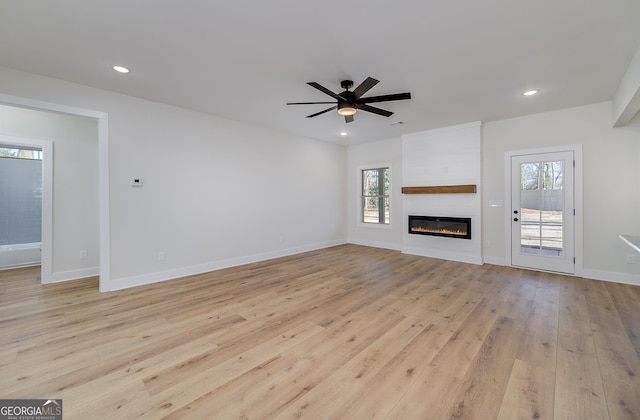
<box><xmin>408</xmin><ymin>215</ymin><xmax>471</xmax><ymax>239</ymax></box>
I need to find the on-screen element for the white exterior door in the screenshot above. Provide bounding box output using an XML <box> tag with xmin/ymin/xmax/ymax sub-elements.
<box><xmin>511</xmin><ymin>151</ymin><xmax>575</xmax><ymax>274</ymax></box>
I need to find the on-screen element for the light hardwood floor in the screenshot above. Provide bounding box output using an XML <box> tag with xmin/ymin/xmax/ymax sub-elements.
<box><xmin>1</xmin><ymin>244</ymin><xmax>639</xmax><ymax>419</ymax></box>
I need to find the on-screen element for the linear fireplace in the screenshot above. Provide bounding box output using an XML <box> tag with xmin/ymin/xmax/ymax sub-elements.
<box><xmin>408</xmin><ymin>215</ymin><xmax>471</xmax><ymax>239</ymax></box>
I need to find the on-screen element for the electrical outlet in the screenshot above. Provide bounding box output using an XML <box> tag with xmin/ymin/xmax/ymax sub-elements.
<box><xmin>80</xmin><ymin>250</ymin><xmax>88</xmax><ymax>260</ymax></box>
<box><xmin>158</xmin><ymin>251</ymin><xmax>166</xmax><ymax>261</ymax></box>
<box><xmin>626</xmin><ymin>254</ymin><xmax>636</xmax><ymax>264</ymax></box>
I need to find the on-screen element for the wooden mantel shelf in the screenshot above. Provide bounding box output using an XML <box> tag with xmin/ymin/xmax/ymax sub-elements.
<box><xmin>401</xmin><ymin>184</ymin><xmax>477</xmax><ymax>194</ymax></box>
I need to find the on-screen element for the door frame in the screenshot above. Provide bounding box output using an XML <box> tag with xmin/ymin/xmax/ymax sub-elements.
<box><xmin>510</xmin><ymin>150</ymin><xmax>575</xmax><ymax>273</ymax></box>
<box><xmin>0</xmin><ymin>94</ymin><xmax>111</xmax><ymax>292</ymax></box>
<box><xmin>504</xmin><ymin>144</ymin><xmax>583</xmax><ymax>276</ymax></box>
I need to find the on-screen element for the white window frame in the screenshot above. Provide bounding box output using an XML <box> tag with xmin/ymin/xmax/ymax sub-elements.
<box><xmin>357</xmin><ymin>163</ymin><xmax>392</xmax><ymax>229</ymax></box>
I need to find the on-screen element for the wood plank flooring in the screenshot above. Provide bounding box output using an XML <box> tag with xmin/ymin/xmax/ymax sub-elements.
<box><xmin>1</xmin><ymin>244</ymin><xmax>639</xmax><ymax>419</ymax></box>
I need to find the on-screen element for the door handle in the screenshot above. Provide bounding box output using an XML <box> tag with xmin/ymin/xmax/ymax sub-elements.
<box><xmin>513</xmin><ymin>218</ymin><xmax>519</xmax><ymax>222</ymax></box>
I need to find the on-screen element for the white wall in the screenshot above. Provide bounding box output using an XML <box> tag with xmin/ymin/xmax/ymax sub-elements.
<box><xmin>613</xmin><ymin>43</ymin><xmax>640</xmax><ymax>127</ymax></box>
<box><xmin>0</xmin><ymin>103</ymin><xmax>100</xmax><ymax>278</ymax></box>
<box><xmin>347</xmin><ymin>137</ymin><xmax>403</xmax><ymax>250</ymax></box>
<box><xmin>402</xmin><ymin>122</ymin><xmax>482</xmax><ymax>264</ymax></box>
<box><xmin>349</xmin><ymin>103</ymin><xmax>640</xmax><ymax>285</ymax></box>
<box><xmin>4</xmin><ymin>65</ymin><xmax>637</xmax><ymax>288</ymax></box>
<box><xmin>483</xmin><ymin>101</ymin><xmax>640</xmax><ymax>284</ymax></box>
<box><xmin>0</xmin><ymin>66</ymin><xmax>347</xmax><ymax>291</ymax></box>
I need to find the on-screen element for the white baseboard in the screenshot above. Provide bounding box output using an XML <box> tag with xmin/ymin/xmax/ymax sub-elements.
<box><xmin>347</xmin><ymin>238</ymin><xmax>402</xmax><ymax>251</ymax></box>
<box><xmin>481</xmin><ymin>256</ymin><xmax>640</xmax><ymax>286</ymax></box>
<box><xmin>481</xmin><ymin>259</ymin><xmax>640</xmax><ymax>287</ymax></box>
<box><xmin>106</xmin><ymin>240</ymin><xmax>639</xmax><ymax>292</ymax></box>
<box><xmin>0</xmin><ymin>262</ymin><xmax>40</xmax><ymax>271</ymax></box>
<box><xmin>108</xmin><ymin>239</ymin><xmax>347</xmax><ymax>292</ymax></box>
<box><xmin>483</xmin><ymin>255</ymin><xmax>506</xmax><ymax>266</ymax></box>
<box><xmin>581</xmin><ymin>268</ymin><xmax>640</xmax><ymax>287</ymax></box>
<box><xmin>402</xmin><ymin>246</ymin><xmax>483</xmax><ymax>265</ymax></box>
<box><xmin>50</xmin><ymin>266</ymin><xmax>100</xmax><ymax>283</ymax></box>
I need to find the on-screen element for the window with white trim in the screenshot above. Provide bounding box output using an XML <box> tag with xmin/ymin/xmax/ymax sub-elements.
<box><xmin>361</xmin><ymin>167</ymin><xmax>390</xmax><ymax>224</ymax></box>
<box><xmin>0</xmin><ymin>145</ymin><xmax>43</xmax><ymax>246</ymax></box>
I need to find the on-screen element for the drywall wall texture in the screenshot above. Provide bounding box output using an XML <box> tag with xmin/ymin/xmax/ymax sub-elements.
<box><xmin>0</xmin><ymin>66</ymin><xmax>347</xmax><ymax>290</ymax></box>
<box><xmin>0</xmin><ymin>103</ymin><xmax>99</xmax><ymax>277</ymax></box>
<box><xmin>402</xmin><ymin>122</ymin><xmax>482</xmax><ymax>264</ymax></box>
<box><xmin>347</xmin><ymin>137</ymin><xmax>403</xmax><ymax>250</ymax></box>
<box><xmin>483</xmin><ymin>101</ymin><xmax>640</xmax><ymax>283</ymax></box>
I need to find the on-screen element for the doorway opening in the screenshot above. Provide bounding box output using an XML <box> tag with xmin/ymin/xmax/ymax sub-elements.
<box><xmin>0</xmin><ymin>94</ymin><xmax>109</xmax><ymax>291</ymax></box>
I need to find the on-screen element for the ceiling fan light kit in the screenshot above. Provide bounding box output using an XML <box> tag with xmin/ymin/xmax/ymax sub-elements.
<box><xmin>337</xmin><ymin>102</ymin><xmax>357</xmax><ymax>116</ymax></box>
<box><xmin>287</xmin><ymin>77</ymin><xmax>411</xmax><ymax>123</ymax></box>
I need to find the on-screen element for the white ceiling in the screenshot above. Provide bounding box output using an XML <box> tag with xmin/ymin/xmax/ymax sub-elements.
<box><xmin>1</xmin><ymin>0</ymin><xmax>639</xmax><ymax>145</ymax></box>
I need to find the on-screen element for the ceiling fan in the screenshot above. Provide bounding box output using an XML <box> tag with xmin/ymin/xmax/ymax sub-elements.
<box><xmin>287</xmin><ymin>77</ymin><xmax>411</xmax><ymax>123</ymax></box>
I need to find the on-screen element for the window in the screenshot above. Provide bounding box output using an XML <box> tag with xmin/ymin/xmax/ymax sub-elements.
<box><xmin>361</xmin><ymin>167</ymin><xmax>390</xmax><ymax>224</ymax></box>
<box><xmin>0</xmin><ymin>146</ymin><xmax>43</xmax><ymax>160</ymax></box>
<box><xmin>0</xmin><ymin>145</ymin><xmax>43</xmax><ymax>246</ymax></box>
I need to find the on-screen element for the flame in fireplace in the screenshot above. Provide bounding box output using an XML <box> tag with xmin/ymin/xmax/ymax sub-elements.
<box><xmin>410</xmin><ymin>226</ymin><xmax>468</xmax><ymax>236</ymax></box>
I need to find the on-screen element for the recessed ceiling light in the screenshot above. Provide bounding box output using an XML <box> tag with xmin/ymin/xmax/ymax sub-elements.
<box><xmin>522</xmin><ymin>90</ymin><xmax>539</xmax><ymax>96</ymax></box>
<box><xmin>113</xmin><ymin>65</ymin><xmax>130</xmax><ymax>74</ymax></box>
<box><xmin>340</xmin><ymin>132</ymin><xmax>348</xmax><ymax>136</ymax></box>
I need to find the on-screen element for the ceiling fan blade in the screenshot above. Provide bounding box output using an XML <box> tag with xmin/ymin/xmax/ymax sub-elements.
<box><xmin>287</xmin><ymin>101</ymin><xmax>337</xmax><ymax>105</ymax></box>
<box><xmin>307</xmin><ymin>106</ymin><xmax>337</xmax><ymax>118</ymax></box>
<box><xmin>358</xmin><ymin>104</ymin><xmax>393</xmax><ymax>117</ymax></box>
<box><xmin>307</xmin><ymin>82</ymin><xmax>342</xmax><ymax>100</ymax></box>
<box><xmin>352</xmin><ymin>77</ymin><xmax>379</xmax><ymax>100</ymax></box>
<box><xmin>345</xmin><ymin>115</ymin><xmax>354</xmax><ymax>123</ymax></box>
<box><xmin>357</xmin><ymin>92</ymin><xmax>411</xmax><ymax>104</ymax></box>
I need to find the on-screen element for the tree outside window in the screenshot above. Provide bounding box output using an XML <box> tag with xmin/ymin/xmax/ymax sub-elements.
<box><xmin>361</xmin><ymin>167</ymin><xmax>390</xmax><ymax>224</ymax></box>
<box><xmin>520</xmin><ymin>161</ymin><xmax>563</xmax><ymax>190</ymax></box>
<box><xmin>0</xmin><ymin>147</ymin><xmax>43</xmax><ymax>160</ymax></box>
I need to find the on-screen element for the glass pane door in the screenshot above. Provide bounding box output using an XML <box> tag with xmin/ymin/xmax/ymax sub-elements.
<box><xmin>519</xmin><ymin>160</ymin><xmax>564</xmax><ymax>257</ymax></box>
<box><xmin>511</xmin><ymin>151</ymin><xmax>574</xmax><ymax>274</ymax></box>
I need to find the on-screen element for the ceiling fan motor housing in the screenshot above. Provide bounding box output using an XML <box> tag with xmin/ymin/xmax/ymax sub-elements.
<box><xmin>339</xmin><ymin>90</ymin><xmax>356</xmax><ymax>104</ymax></box>
<box><xmin>340</xmin><ymin>80</ymin><xmax>354</xmax><ymax>90</ymax></box>
<box><xmin>337</xmin><ymin>89</ymin><xmax>357</xmax><ymax>116</ymax></box>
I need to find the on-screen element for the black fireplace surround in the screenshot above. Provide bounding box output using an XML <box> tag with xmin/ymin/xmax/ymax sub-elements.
<box><xmin>408</xmin><ymin>215</ymin><xmax>471</xmax><ymax>239</ymax></box>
